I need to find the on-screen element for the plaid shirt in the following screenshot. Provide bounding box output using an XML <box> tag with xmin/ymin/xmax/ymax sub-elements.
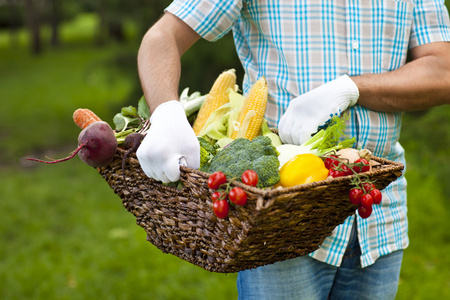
<box><xmin>167</xmin><ymin>0</ymin><xmax>450</xmax><ymax>267</ymax></box>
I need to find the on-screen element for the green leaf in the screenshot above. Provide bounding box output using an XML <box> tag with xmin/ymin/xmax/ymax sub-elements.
<box><xmin>121</xmin><ymin>106</ymin><xmax>138</xmax><ymax>117</ymax></box>
<box><xmin>138</xmin><ymin>96</ymin><xmax>151</xmax><ymax>120</ymax></box>
<box><xmin>113</xmin><ymin>113</ymin><xmax>126</xmax><ymax>131</ymax></box>
<box><xmin>123</xmin><ymin>116</ymin><xmax>140</xmax><ymax>129</ymax></box>
<box><xmin>200</xmin><ymin>102</ymin><xmax>230</xmax><ymax>139</ymax></box>
<box><xmin>113</xmin><ymin>113</ymin><xmax>140</xmax><ymax>132</ymax></box>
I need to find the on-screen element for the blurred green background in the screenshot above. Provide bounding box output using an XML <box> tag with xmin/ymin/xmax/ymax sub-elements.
<box><xmin>0</xmin><ymin>1</ymin><xmax>449</xmax><ymax>299</ymax></box>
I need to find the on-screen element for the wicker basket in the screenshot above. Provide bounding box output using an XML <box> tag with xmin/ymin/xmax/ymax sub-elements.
<box><xmin>98</xmin><ymin>148</ymin><xmax>404</xmax><ymax>273</ymax></box>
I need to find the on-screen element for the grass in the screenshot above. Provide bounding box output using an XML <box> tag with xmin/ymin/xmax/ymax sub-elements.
<box><xmin>396</xmin><ymin>167</ymin><xmax>450</xmax><ymax>298</ymax></box>
<box><xmin>0</xmin><ymin>162</ymin><xmax>238</xmax><ymax>299</ymax></box>
<box><xmin>1</xmin><ymin>12</ymin><xmax>449</xmax><ymax>299</ymax></box>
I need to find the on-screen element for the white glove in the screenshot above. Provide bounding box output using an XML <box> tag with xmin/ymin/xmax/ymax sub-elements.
<box><xmin>278</xmin><ymin>75</ymin><xmax>359</xmax><ymax>145</ymax></box>
<box><xmin>136</xmin><ymin>100</ymin><xmax>200</xmax><ymax>183</ymax></box>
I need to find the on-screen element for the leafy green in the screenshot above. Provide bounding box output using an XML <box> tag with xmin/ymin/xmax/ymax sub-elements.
<box><xmin>179</xmin><ymin>87</ymin><xmax>207</xmax><ymax>118</ymax></box>
<box><xmin>113</xmin><ymin>91</ymin><xmax>205</xmax><ymax>144</ymax></box>
<box><xmin>277</xmin><ymin>115</ymin><xmax>356</xmax><ymax>167</ymax></box>
<box><xmin>302</xmin><ymin>115</ymin><xmax>355</xmax><ymax>153</ymax></box>
<box><xmin>113</xmin><ymin>108</ymin><xmax>140</xmax><ymax>132</ymax></box>
<box><xmin>200</xmin><ymin>88</ymin><xmax>244</xmax><ymax>142</ymax></box>
<box><xmin>198</xmin><ymin>137</ymin><xmax>218</xmax><ymax>169</ymax></box>
<box><xmin>113</xmin><ymin>97</ymin><xmax>150</xmax><ymax>132</ymax></box>
<box><xmin>122</xmin><ymin>105</ymin><xmax>138</xmax><ymax>117</ymax></box>
<box><xmin>261</xmin><ymin>118</ymin><xmax>282</xmax><ymax>147</ymax></box>
<box><xmin>137</xmin><ymin>96</ymin><xmax>151</xmax><ymax>119</ymax></box>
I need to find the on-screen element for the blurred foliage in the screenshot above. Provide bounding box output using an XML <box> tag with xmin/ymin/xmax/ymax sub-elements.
<box><xmin>400</xmin><ymin>107</ymin><xmax>450</xmax><ymax>198</ymax></box>
<box><xmin>0</xmin><ymin>0</ymin><xmax>244</xmax><ymax>95</ymax></box>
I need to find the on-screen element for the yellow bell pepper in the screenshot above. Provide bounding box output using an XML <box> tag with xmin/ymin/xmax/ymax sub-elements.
<box><xmin>279</xmin><ymin>153</ymin><xmax>329</xmax><ymax>187</ymax></box>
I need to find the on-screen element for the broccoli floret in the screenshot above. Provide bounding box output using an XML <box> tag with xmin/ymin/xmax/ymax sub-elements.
<box><xmin>223</xmin><ymin>137</ymin><xmax>251</xmax><ymax>151</ymax></box>
<box><xmin>251</xmin><ymin>136</ymin><xmax>279</xmax><ymax>156</ymax></box>
<box><xmin>251</xmin><ymin>155</ymin><xmax>280</xmax><ymax>188</ymax></box>
<box><xmin>203</xmin><ymin>136</ymin><xmax>280</xmax><ymax>188</ymax></box>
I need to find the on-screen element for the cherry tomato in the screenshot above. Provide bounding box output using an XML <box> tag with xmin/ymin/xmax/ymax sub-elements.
<box><xmin>211</xmin><ymin>191</ymin><xmax>226</xmax><ymax>202</ymax></box>
<box><xmin>328</xmin><ymin>167</ymin><xmax>344</xmax><ymax>178</ymax></box>
<box><xmin>207</xmin><ymin>171</ymin><xmax>227</xmax><ymax>190</ymax></box>
<box><xmin>324</xmin><ymin>155</ymin><xmax>340</xmax><ymax>170</ymax></box>
<box><xmin>328</xmin><ymin>168</ymin><xmax>336</xmax><ymax>177</ymax></box>
<box><xmin>242</xmin><ymin>170</ymin><xmax>259</xmax><ymax>187</ymax></box>
<box><xmin>353</xmin><ymin>158</ymin><xmax>370</xmax><ymax>173</ymax></box>
<box><xmin>328</xmin><ymin>165</ymin><xmax>352</xmax><ymax>177</ymax></box>
<box><xmin>213</xmin><ymin>200</ymin><xmax>229</xmax><ymax>219</ymax></box>
<box><xmin>370</xmin><ymin>188</ymin><xmax>382</xmax><ymax>205</ymax></box>
<box><xmin>362</xmin><ymin>182</ymin><xmax>376</xmax><ymax>193</ymax></box>
<box><xmin>358</xmin><ymin>204</ymin><xmax>373</xmax><ymax>219</ymax></box>
<box><xmin>229</xmin><ymin>187</ymin><xmax>247</xmax><ymax>205</ymax></box>
<box><xmin>349</xmin><ymin>188</ymin><xmax>364</xmax><ymax>205</ymax></box>
<box><xmin>360</xmin><ymin>194</ymin><xmax>374</xmax><ymax>208</ymax></box>
<box><xmin>341</xmin><ymin>165</ymin><xmax>353</xmax><ymax>176</ymax></box>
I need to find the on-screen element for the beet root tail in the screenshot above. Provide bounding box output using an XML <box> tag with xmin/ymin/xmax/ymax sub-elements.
<box><xmin>26</xmin><ymin>143</ymin><xmax>86</xmax><ymax>164</ymax></box>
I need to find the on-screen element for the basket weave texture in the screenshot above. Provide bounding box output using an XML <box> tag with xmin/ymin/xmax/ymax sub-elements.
<box><xmin>98</xmin><ymin>148</ymin><xmax>404</xmax><ymax>273</ymax></box>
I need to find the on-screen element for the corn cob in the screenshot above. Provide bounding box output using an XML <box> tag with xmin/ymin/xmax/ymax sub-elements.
<box><xmin>230</xmin><ymin>76</ymin><xmax>268</xmax><ymax>140</ymax></box>
<box><xmin>192</xmin><ymin>69</ymin><xmax>236</xmax><ymax>135</ymax></box>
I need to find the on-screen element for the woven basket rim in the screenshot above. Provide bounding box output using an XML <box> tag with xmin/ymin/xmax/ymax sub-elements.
<box><xmin>179</xmin><ymin>155</ymin><xmax>404</xmax><ymax>197</ymax></box>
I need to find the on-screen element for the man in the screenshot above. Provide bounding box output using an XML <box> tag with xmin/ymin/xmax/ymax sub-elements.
<box><xmin>136</xmin><ymin>1</ymin><xmax>450</xmax><ymax>299</ymax></box>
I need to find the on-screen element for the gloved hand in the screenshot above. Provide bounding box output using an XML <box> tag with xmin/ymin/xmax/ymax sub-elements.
<box><xmin>136</xmin><ymin>100</ymin><xmax>200</xmax><ymax>183</ymax></box>
<box><xmin>278</xmin><ymin>75</ymin><xmax>359</xmax><ymax>145</ymax></box>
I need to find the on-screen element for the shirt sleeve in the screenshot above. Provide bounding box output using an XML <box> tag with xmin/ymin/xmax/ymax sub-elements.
<box><xmin>165</xmin><ymin>0</ymin><xmax>243</xmax><ymax>42</ymax></box>
<box><xmin>409</xmin><ymin>0</ymin><xmax>450</xmax><ymax>48</ymax></box>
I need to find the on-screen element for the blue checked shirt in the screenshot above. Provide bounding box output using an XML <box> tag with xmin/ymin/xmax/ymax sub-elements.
<box><xmin>166</xmin><ymin>0</ymin><xmax>450</xmax><ymax>267</ymax></box>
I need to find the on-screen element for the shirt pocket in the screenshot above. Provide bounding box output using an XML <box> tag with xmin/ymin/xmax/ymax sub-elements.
<box><xmin>380</xmin><ymin>0</ymin><xmax>414</xmax><ymax>71</ymax></box>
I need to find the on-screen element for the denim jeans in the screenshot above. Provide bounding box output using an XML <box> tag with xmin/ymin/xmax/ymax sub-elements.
<box><xmin>237</xmin><ymin>223</ymin><xmax>403</xmax><ymax>300</ymax></box>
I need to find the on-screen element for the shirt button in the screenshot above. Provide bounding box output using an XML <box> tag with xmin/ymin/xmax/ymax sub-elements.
<box><xmin>352</xmin><ymin>40</ymin><xmax>359</xmax><ymax>50</ymax></box>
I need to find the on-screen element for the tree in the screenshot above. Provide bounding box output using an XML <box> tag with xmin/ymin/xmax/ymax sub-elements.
<box><xmin>23</xmin><ymin>0</ymin><xmax>42</xmax><ymax>54</ymax></box>
<box><xmin>48</xmin><ymin>0</ymin><xmax>61</xmax><ymax>47</ymax></box>
<box><xmin>6</xmin><ymin>0</ymin><xmax>22</xmax><ymax>48</ymax></box>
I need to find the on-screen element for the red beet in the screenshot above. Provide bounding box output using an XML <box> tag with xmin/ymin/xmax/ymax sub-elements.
<box><xmin>28</xmin><ymin>121</ymin><xmax>118</xmax><ymax>167</ymax></box>
<box><xmin>123</xmin><ymin>132</ymin><xmax>144</xmax><ymax>152</ymax></box>
<box><xmin>77</xmin><ymin>121</ymin><xmax>118</xmax><ymax>167</ymax></box>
